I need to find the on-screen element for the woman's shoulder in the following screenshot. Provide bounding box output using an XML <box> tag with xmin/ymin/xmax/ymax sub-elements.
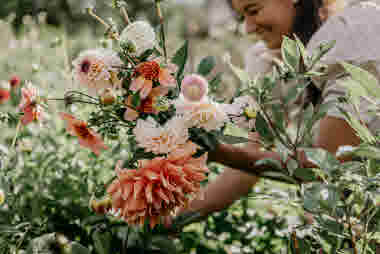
<box><xmin>307</xmin><ymin>1</ymin><xmax>380</xmax><ymax>64</ymax></box>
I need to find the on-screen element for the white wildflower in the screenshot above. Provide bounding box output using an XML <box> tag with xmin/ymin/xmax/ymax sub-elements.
<box><xmin>72</xmin><ymin>48</ymin><xmax>122</xmax><ymax>95</ymax></box>
<box><xmin>120</xmin><ymin>21</ymin><xmax>156</xmax><ymax>57</ymax></box>
<box><xmin>133</xmin><ymin>116</ymin><xmax>189</xmax><ymax>155</ymax></box>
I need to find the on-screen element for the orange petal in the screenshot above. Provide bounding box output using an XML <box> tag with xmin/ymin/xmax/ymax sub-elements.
<box><xmin>130</xmin><ymin>76</ymin><xmax>145</xmax><ymax>92</ymax></box>
<box><xmin>122</xmin><ymin>182</ymin><xmax>133</xmax><ymax>200</ymax></box>
<box><xmin>133</xmin><ymin>181</ymin><xmax>144</xmax><ymax>199</ymax></box>
<box><xmin>156</xmin><ymin>188</ymin><xmax>170</xmax><ymax>204</ymax></box>
<box><xmin>145</xmin><ymin>182</ymin><xmax>153</xmax><ymax>203</ymax></box>
<box><xmin>140</xmin><ymin>80</ymin><xmax>153</xmax><ymax>99</ymax></box>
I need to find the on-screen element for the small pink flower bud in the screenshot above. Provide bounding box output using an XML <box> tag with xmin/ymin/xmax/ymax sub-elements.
<box><xmin>181</xmin><ymin>74</ymin><xmax>209</xmax><ymax>102</ymax></box>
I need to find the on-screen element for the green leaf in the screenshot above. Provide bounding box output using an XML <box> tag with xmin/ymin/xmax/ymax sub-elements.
<box><xmin>339</xmin><ymin>109</ymin><xmax>375</xmax><ymax>143</ymax></box>
<box><xmin>341</xmin><ymin>62</ymin><xmax>380</xmax><ymax>99</ymax></box>
<box><xmin>255</xmin><ymin>112</ymin><xmax>274</xmax><ymax>143</ymax></box>
<box><xmin>337</xmin><ymin>78</ymin><xmax>368</xmax><ymax>107</ymax></box>
<box><xmin>131</xmin><ymin>92</ymin><xmax>141</xmax><ymax>108</ymax></box>
<box><xmin>337</xmin><ymin>145</ymin><xmax>380</xmax><ymax>160</ymax></box>
<box><xmin>310</xmin><ymin>40</ymin><xmax>336</xmax><ymax>68</ymax></box>
<box><xmin>368</xmin><ymin>159</ymin><xmax>380</xmax><ymax>177</ymax></box>
<box><xmin>67</xmin><ymin>242</ymin><xmax>91</xmax><ymax>254</ymax></box>
<box><xmin>217</xmin><ymin>134</ymin><xmax>252</xmax><ymax>144</ymax></box>
<box><xmin>303</xmin><ymin>148</ymin><xmax>339</xmax><ymax>172</ymax></box>
<box><xmin>281</xmin><ymin>36</ymin><xmax>300</xmax><ymax>72</ymax></box>
<box><xmin>271</xmin><ymin>104</ymin><xmax>286</xmax><ymax>132</ymax></box>
<box><xmin>284</xmin><ymin>81</ymin><xmax>310</xmax><ymax>104</ymax></box>
<box><xmin>197</xmin><ymin>56</ymin><xmax>216</xmax><ymax>76</ymax></box>
<box><xmin>302</xmin><ymin>104</ymin><xmax>315</xmax><ymax>136</ymax></box>
<box><xmin>255</xmin><ymin>158</ymin><xmax>282</xmax><ymax>170</ymax></box>
<box><xmin>209</xmin><ymin>72</ymin><xmax>222</xmax><ymax>92</ymax></box>
<box><xmin>92</xmin><ymin>230</ymin><xmax>111</xmax><ymax>254</ymax></box>
<box><xmin>294</xmin><ymin>34</ymin><xmax>310</xmax><ymax>67</ymax></box>
<box><xmin>138</xmin><ymin>48</ymin><xmax>155</xmax><ymax>62</ymax></box>
<box><xmin>294</xmin><ymin>168</ymin><xmax>317</xmax><ymax>182</ymax></box>
<box><xmin>172</xmin><ymin>40</ymin><xmax>188</xmax><ymax>80</ymax></box>
<box><xmin>148</xmin><ymin>236</ymin><xmax>177</xmax><ymax>253</ymax></box>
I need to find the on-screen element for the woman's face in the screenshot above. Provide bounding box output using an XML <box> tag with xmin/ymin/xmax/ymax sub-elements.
<box><xmin>232</xmin><ymin>0</ymin><xmax>296</xmax><ymax>49</ymax></box>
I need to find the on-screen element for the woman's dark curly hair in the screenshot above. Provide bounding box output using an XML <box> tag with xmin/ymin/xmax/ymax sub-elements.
<box><xmin>226</xmin><ymin>0</ymin><xmax>324</xmax><ymax>45</ymax></box>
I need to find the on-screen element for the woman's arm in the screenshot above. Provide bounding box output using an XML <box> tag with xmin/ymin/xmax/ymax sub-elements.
<box><xmin>209</xmin><ymin>116</ymin><xmax>362</xmax><ymax>171</ymax></box>
<box><xmin>180</xmin><ymin>168</ymin><xmax>259</xmax><ymax>216</ymax></box>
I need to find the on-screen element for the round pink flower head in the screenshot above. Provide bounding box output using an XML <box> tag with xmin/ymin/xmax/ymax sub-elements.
<box><xmin>181</xmin><ymin>74</ymin><xmax>209</xmax><ymax>102</ymax></box>
<box><xmin>72</xmin><ymin>49</ymin><xmax>123</xmax><ymax>95</ymax></box>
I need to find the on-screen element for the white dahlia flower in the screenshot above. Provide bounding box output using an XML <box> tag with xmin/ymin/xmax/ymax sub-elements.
<box><xmin>120</xmin><ymin>21</ymin><xmax>157</xmax><ymax>57</ymax></box>
<box><xmin>72</xmin><ymin>48</ymin><xmax>123</xmax><ymax>95</ymax></box>
<box><xmin>175</xmin><ymin>97</ymin><xmax>229</xmax><ymax>131</ymax></box>
<box><xmin>133</xmin><ymin>116</ymin><xmax>189</xmax><ymax>155</ymax></box>
<box><xmin>223</xmin><ymin>95</ymin><xmax>259</xmax><ymax>130</ymax></box>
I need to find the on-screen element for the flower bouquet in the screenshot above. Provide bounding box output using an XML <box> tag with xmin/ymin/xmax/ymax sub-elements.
<box><xmin>9</xmin><ymin>0</ymin><xmax>258</xmax><ymax>230</ymax></box>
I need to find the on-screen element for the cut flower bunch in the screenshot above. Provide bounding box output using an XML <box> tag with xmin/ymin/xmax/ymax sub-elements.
<box><xmin>5</xmin><ymin>0</ymin><xmax>256</xmax><ymax>229</ymax></box>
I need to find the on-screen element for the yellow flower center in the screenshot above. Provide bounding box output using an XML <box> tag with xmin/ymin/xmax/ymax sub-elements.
<box><xmin>244</xmin><ymin>107</ymin><xmax>257</xmax><ymax>119</ymax></box>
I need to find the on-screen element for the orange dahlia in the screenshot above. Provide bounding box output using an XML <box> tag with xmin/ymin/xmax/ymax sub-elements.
<box><xmin>130</xmin><ymin>60</ymin><xmax>176</xmax><ymax>99</ymax></box>
<box><xmin>59</xmin><ymin>112</ymin><xmax>108</xmax><ymax>156</ymax></box>
<box><xmin>106</xmin><ymin>142</ymin><xmax>209</xmax><ymax>228</ymax></box>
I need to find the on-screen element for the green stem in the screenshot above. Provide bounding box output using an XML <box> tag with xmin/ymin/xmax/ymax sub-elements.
<box><xmin>11</xmin><ymin>120</ymin><xmax>22</xmax><ymax>149</ymax></box>
<box><xmin>156</xmin><ymin>1</ymin><xmax>167</xmax><ymax>63</ymax></box>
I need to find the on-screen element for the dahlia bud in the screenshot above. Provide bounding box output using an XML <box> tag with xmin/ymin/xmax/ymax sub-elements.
<box><xmin>181</xmin><ymin>74</ymin><xmax>209</xmax><ymax>102</ymax></box>
<box><xmin>0</xmin><ymin>189</ymin><xmax>5</xmax><ymax>205</ymax></box>
<box><xmin>120</xmin><ymin>21</ymin><xmax>156</xmax><ymax>57</ymax></box>
<box><xmin>90</xmin><ymin>196</ymin><xmax>112</xmax><ymax>215</ymax></box>
<box><xmin>100</xmin><ymin>88</ymin><xmax>116</xmax><ymax>105</ymax></box>
<box><xmin>9</xmin><ymin>76</ymin><xmax>21</xmax><ymax>89</ymax></box>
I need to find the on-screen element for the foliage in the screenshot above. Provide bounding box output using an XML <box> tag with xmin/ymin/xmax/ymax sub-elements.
<box><xmin>233</xmin><ymin>36</ymin><xmax>380</xmax><ymax>253</ymax></box>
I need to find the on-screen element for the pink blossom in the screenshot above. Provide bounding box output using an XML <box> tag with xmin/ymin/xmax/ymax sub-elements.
<box><xmin>181</xmin><ymin>74</ymin><xmax>209</xmax><ymax>102</ymax></box>
<box><xmin>19</xmin><ymin>83</ymin><xmax>44</xmax><ymax>125</ymax></box>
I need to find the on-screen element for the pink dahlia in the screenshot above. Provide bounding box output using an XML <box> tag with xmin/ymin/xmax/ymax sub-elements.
<box><xmin>130</xmin><ymin>60</ymin><xmax>176</xmax><ymax>99</ymax></box>
<box><xmin>107</xmin><ymin>142</ymin><xmax>209</xmax><ymax>228</ymax></box>
<box><xmin>72</xmin><ymin>49</ymin><xmax>123</xmax><ymax>95</ymax></box>
<box><xmin>59</xmin><ymin>112</ymin><xmax>108</xmax><ymax>156</ymax></box>
<box><xmin>181</xmin><ymin>74</ymin><xmax>209</xmax><ymax>102</ymax></box>
<box><xmin>19</xmin><ymin>82</ymin><xmax>45</xmax><ymax>125</ymax></box>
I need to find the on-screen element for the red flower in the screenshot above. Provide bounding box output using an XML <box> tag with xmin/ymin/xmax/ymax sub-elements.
<box><xmin>0</xmin><ymin>89</ymin><xmax>10</xmax><ymax>104</ymax></box>
<box><xmin>107</xmin><ymin>142</ymin><xmax>209</xmax><ymax>228</ymax></box>
<box><xmin>59</xmin><ymin>113</ymin><xmax>108</xmax><ymax>156</ymax></box>
<box><xmin>9</xmin><ymin>76</ymin><xmax>21</xmax><ymax>89</ymax></box>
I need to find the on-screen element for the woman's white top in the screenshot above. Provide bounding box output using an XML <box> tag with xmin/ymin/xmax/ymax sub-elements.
<box><xmin>307</xmin><ymin>0</ymin><xmax>380</xmax><ymax>134</ymax></box>
<box><xmin>244</xmin><ymin>1</ymin><xmax>380</xmax><ymax>135</ymax></box>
